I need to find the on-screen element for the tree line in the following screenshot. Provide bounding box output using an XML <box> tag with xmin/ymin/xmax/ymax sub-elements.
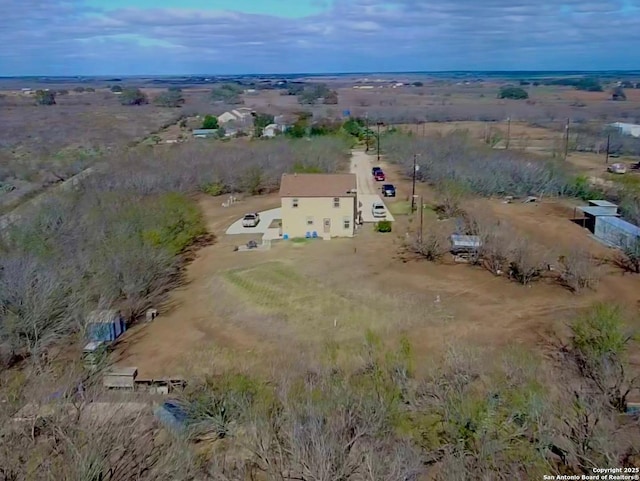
<box><xmin>0</xmin><ymin>137</ymin><xmax>350</xmax><ymax>367</ymax></box>
<box><xmin>2</xmin><ymin>304</ymin><xmax>638</xmax><ymax>479</ymax></box>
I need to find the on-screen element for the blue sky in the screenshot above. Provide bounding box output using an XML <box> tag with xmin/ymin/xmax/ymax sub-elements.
<box><xmin>2</xmin><ymin>0</ymin><xmax>640</xmax><ymax>76</ymax></box>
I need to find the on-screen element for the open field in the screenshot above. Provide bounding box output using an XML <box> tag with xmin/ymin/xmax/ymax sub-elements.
<box><xmin>4</xmin><ymin>74</ymin><xmax>640</xmax><ymax>476</ymax></box>
<box><xmin>111</xmin><ymin>151</ymin><xmax>640</xmax><ymax>380</ymax></box>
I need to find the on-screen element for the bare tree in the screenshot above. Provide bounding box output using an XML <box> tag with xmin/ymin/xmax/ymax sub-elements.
<box><xmin>558</xmin><ymin>251</ymin><xmax>600</xmax><ymax>293</ymax></box>
<box><xmin>508</xmin><ymin>238</ymin><xmax>548</xmax><ymax>285</ymax></box>
<box><xmin>406</xmin><ymin>228</ymin><xmax>449</xmax><ymax>262</ymax></box>
<box><xmin>614</xmin><ymin>237</ymin><xmax>640</xmax><ymax>273</ymax></box>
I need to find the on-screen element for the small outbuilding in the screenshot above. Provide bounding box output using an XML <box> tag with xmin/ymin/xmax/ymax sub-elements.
<box><xmin>450</xmin><ymin>235</ymin><xmax>482</xmax><ymax>255</ymax></box>
<box><xmin>192</xmin><ymin>129</ymin><xmax>217</xmax><ymax>138</ymax></box>
<box><xmin>575</xmin><ymin>200</ymin><xmax>620</xmax><ymax>233</ymax></box>
<box><xmin>594</xmin><ymin>216</ymin><xmax>640</xmax><ymax>249</ymax></box>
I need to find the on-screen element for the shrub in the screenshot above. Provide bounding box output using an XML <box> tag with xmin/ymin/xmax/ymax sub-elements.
<box><xmin>202</xmin><ymin>115</ymin><xmax>219</xmax><ymax>130</ymax></box>
<box><xmin>35</xmin><ymin>90</ymin><xmax>56</xmax><ymax>106</ymax></box>
<box><xmin>154</xmin><ymin>88</ymin><xmax>184</xmax><ymax>107</ymax></box>
<box><xmin>200</xmin><ymin>182</ymin><xmax>227</xmax><ymax>196</ymax></box>
<box><xmin>571</xmin><ymin>175</ymin><xmax>606</xmax><ymax>201</ymax></box>
<box><xmin>407</xmin><ymin>230</ymin><xmax>448</xmax><ymax>261</ymax></box>
<box><xmin>119</xmin><ymin>88</ymin><xmax>148</xmax><ymax>106</ymax></box>
<box><xmin>375</xmin><ymin>220</ymin><xmax>392</xmax><ymax>232</ymax></box>
<box><xmin>210</xmin><ymin>84</ymin><xmax>243</xmax><ymax>104</ymax></box>
<box><xmin>568</xmin><ymin>303</ymin><xmax>638</xmax><ymax>411</ymax></box>
<box><xmin>498</xmin><ymin>86</ymin><xmax>529</xmax><ymax>100</ymax></box>
<box><xmin>141</xmin><ymin>193</ymin><xmax>207</xmax><ymax>255</ymax></box>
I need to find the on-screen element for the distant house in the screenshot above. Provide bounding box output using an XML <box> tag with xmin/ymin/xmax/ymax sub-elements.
<box><xmin>274</xmin><ymin>114</ymin><xmax>295</xmax><ymax>132</ymax></box>
<box><xmin>610</xmin><ymin>122</ymin><xmax>640</xmax><ymax>138</ymax></box>
<box><xmin>218</xmin><ymin>111</ymin><xmax>239</xmax><ymax>124</ymax></box>
<box><xmin>218</xmin><ymin>108</ymin><xmax>254</xmax><ymax>125</ymax></box>
<box><xmin>192</xmin><ymin>129</ymin><xmax>218</xmax><ymax>138</ymax></box>
<box><xmin>279</xmin><ymin>173</ymin><xmax>357</xmax><ymax>240</ymax></box>
<box><xmin>263</xmin><ymin>123</ymin><xmax>279</xmax><ymax>138</ymax></box>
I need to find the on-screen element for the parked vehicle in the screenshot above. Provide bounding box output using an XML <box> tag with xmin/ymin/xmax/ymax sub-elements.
<box><xmin>608</xmin><ymin>163</ymin><xmax>627</xmax><ymax>174</ymax></box>
<box><xmin>372</xmin><ymin>201</ymin><xmax>386</xmax><ymax>218</ymax></box>
<box><xmin>374</xmin><ymin>171</ymin><xmax>386</xmax><ymax>181</ymax></box>
<box><xmin>381</xmin><ymin>184</ymin><xmax>396</xmax><ymax>197</ymax></box>
<box><xmin>372</xmin><ymin>166</ymin><xmax>382</xmax><ymax>175</ymax></box>
<box><xmin>242</xmin><ymin>213</ymin><xmax>260</xmax><ymax>227</ymax></box>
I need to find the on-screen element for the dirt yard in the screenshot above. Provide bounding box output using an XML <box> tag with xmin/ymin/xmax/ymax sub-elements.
<box><xmin>112</xmin><ymin>153</ymin><xmax>640</xmax><ymax>380</ymax></box>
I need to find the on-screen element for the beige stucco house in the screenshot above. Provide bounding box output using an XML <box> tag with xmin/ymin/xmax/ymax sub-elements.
<box><xmin>279</xmin><ymin>173</ymin><xmax>357</xmax><ymax>239</ymax></box>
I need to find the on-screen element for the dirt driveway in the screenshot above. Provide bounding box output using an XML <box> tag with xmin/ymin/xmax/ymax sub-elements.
<box><xmin>350</xmin><ymin>150</ymin><xmax>395</xmax><ymax>223</ymax></box>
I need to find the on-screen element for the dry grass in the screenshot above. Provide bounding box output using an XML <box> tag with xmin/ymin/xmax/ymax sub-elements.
<box><xmin>217</xmin><ymin>260</ymin><xmax>430</xmax><ymax>345</ymax></box>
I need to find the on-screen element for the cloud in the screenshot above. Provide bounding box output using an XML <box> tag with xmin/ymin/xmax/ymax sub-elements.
<box><xmin>1</xmin><ymin>0</ymin><xmax>640</xmax><ymax>75</ymax></box>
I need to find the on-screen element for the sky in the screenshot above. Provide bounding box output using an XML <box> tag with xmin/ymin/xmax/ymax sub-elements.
<box><xmin>1</xmin><ymin>0</ymin><xmax>640</xmax><ymax>76</ymax></box>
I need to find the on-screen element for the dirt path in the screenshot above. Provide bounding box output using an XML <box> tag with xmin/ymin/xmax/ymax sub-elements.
<box><xmin>350</xmin><ymin>149</ymin><xmax>395</xmax><ymax>222</ymax></box>
<box><xmin>350</xmin><ymin>150</ymin><xmax>379</xmax><ymax>195</ymax></box>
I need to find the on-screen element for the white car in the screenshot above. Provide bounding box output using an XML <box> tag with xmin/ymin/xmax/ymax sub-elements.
<box><xmin>242</xmin><ymin>213</ymin><xmax>260</xmax><ymax>228</ymax></box>
<box><xmin>372</xmin><ymin>201</ymin><xmax>386</xmax><ymax>218</ymax></box>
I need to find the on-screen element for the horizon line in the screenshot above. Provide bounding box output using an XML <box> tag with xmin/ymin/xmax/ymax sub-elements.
<box><xmin>2</xmin><ymin>69</ymin><xmax>640</xmax><ymax>79</ymax></box>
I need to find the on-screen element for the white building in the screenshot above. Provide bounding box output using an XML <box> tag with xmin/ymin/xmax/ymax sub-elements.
<box><xmin>263</xmin><ymin>124</ymin><xmax>278</xmax><ymax>138</ymax></box>
<box><xmin>218</xmin><ymin>108</ymin><xmax>254</xmax><ymax>125</ymax></box>
<box><xmin>610</xmin><ymin>122</ymin><xmax>640</xmax><ymax>138</ymax></box>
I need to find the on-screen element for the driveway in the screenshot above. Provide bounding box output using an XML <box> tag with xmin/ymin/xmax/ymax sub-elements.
<box><xmin>225</xmin><ymin>207</ymin><xmax>282</xmax><ymax>239</ymax></box>
<box><xmin>350</xmin><ymin>150</ymin><xmax>395</xmax><ymax>223</ymax></box>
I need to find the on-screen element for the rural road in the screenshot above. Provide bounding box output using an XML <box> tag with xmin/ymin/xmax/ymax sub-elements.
<box><xmin>350</xmin><ymin>150</ymin><xmax>395</xmax><ymax>223</ymax></box>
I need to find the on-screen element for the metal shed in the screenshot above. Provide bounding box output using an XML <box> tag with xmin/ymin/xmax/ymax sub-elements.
<box><xmin>594</xmin><ymin>216</ymin><xmax>640</xmax><ymax>249</ymax></box>
<box><xmin>575</xmin><ymin>205</ymin><xmax>620</xmax><ymax>233</ymax></box>
<box><xmin>450</xmin><ymin>235</ymin><xmax>482</xmax><ymax>255</ymax></box>
<box><xmin>587</xmin><ymin>200</ymin><xmax>618</xmax><ymax>214</ymax></box>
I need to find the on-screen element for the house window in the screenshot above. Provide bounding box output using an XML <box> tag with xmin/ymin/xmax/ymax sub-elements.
<box><xmin>292</xmin><ymin>198</ymin><xmax>299</xmax><ymax>208</ymax></box>
<box><xmin>306</xmin><ymin>216</ymin><xmax>314</xmax><ymax>226</ymax></box>
<box><xmin>343</xmin><ymin>217</ymin><xmax>351</xmax><ymax>229</ymax></box>
<box><xmin>333</xmin><ymin>197</ymin><xmax>340</xmax><ymax>208</ymax></box>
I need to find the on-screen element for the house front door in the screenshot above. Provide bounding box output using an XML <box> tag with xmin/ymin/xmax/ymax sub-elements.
<box><xmin>323</xmin><ymin>218</ymin><xmax>331</xmax><ymax>234</ymax></box>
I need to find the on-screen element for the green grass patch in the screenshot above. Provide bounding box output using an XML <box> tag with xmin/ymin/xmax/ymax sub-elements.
<box><xmin>607</xmin><ymin>173</ymin><xmax>640</xmax><ymax>195</ymax></box>
<box><xmin>221</xmin><ymin>262</ymin><xmax>398</xmax><ymax>336</ymax></box>
<box><xmin>290</xmin><ymin>237</ymin><xmax>311</xmax><ymax>244</ymax></box>
<box><xmin>387</xmin><ymin>201</ymin><xmax>412</xmax><ymax>216</ymax></box>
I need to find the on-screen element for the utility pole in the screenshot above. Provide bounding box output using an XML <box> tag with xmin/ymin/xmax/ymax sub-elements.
<box><xmin>564</xmin><ymin>118</ymin><xmax>570</xmax><ymax>160</ymax></box>
<box><xmin>411</xmin><ymin>154</ymin><xmax>419</xmax><ymax>213</ymax></box>
<box><xmin>506</xmin><ymin>117</ymin><xmax>511</xmax><ymax>149</ymax></box>
<box><xmin>365</xmin><ymin>113</ymin><xmax>370</xmax><ymax>153</ymax></box>
<box><xmin>376</xmin><ymin>121</ymin><xmax>383</xmax><ymax>162</ymax></box>
<box><xmin>605</xmin><ymin>133</ymin><xmax>610</xmax><ymax>164</ymax></box>
<box><xmin>419</xmin><ymin>195</ymin><xmax>424</xmax><ymax>244</ymax></box>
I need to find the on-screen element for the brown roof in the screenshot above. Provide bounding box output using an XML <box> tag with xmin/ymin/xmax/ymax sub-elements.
<box><xmin>279</xmin><ymin>173</ymin><xmax>357</xmax><ymax>198</ymax></box>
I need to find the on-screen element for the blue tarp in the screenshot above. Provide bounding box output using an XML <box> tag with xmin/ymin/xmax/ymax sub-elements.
<box><xmin>154</xmin><ymin>401</ymin><xmax>190</xmax><ymax>434</ymax></box>
<box><xmin>87</xmin><ymin>322</ymin><xmax>117</xmax><ymax>342</ymax></box>
<box><xmin>87</xmin><ymin>316</ymin><xmax>126</xmax><ymax>343</ymax></box>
